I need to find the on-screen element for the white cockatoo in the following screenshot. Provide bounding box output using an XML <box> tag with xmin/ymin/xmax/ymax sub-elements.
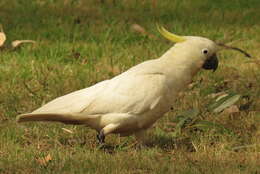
<box><xmin>17</xmin><ymin>26</ymin><xmax>250</xmax><ymax>144</ymax></box>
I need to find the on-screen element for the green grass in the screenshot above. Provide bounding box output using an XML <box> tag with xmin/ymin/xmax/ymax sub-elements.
<box><xmin>0</xmin><ymin>0</ymin><xmax>259</xmax><ymax>173</ymax></box>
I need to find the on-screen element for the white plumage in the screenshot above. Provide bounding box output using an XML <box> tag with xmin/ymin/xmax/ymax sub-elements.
<box><xmin>17</xmin><ymin>26</ymin><xmax>220</xmax><ymax>143</ymax></box>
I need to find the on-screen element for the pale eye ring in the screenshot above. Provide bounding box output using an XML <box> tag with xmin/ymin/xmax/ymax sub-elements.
<box><xmin>202</xmin><ymin>49</ymin><xmax>209</xmax><ymax>55</ymax></box>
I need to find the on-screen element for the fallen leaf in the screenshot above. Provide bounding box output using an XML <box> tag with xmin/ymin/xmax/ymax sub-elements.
<box><xmin>208</xmin><ymin>93</ymin><xmax>241</xmax><ymax>113</ymax></box>
<box><xmin>62</xmin><ymin>128</ymin><xmax>73</xmax><ymax>134</ymax></box>
<box><xmin>215</xmin><ymin>94</ymin><xmax>240</xmax><ymax>113</ymax></box>
<box><xmin>131</xmin><ymin>24</ymin><xmax>146</xmax><ymax>35</ymax></box>
<box><xmin>131</xmin><ymin>24</ymin><xmax>156</xmax><ymax>39</ymax></box>
<box><xmin>11</xmin><ymin>40</ymin><xmax>36</xmax><ymax>48</ymax></box>
<box><xmin>0</xmin><ymin>25</ymin><xmax>6</xmax><ymax>47</ymax></box>
<box><xmin>224</xmin><ymin>105</ymin><xmax>240</xmax><ymax>114</ymax></box>
<box><xmin>36</xmin><ymin>154</ymin><xmax>52</xmax><ymax>166</ymax></box>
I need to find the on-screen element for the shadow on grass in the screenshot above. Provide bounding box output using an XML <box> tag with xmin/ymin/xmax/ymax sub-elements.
<box><xmin>94</xmin><ymin>134</ymin><xmax>196</xmax><ymax>154</ymax></box>
<box><xmin>147</xmin><ymin>134</ymin><xmax>196</xmax><ymax>152</ymax></box>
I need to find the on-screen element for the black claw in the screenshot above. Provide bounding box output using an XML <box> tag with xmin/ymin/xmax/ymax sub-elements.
<box><xmin>97</xmin><ymin>130</ymin><xmax>105</xmax><ymax>144</ymax></box>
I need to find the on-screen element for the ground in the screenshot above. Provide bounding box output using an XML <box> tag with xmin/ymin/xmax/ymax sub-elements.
<box><xmin>0</xmin><ymin>0</ymin><xmax>259</xmax><ymax>173</ymax></box>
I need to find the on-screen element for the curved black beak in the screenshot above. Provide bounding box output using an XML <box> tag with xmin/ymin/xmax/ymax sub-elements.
<box><xmin>202</xmin><ymin>54</ymin><xmax>218</xmax><ymax>72</ymax></box>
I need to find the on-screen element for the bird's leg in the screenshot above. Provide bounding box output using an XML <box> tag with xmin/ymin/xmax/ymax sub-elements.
<box><xmin>96</xmin><ymin>123</ymin><xmax>120</xmax><ymax>144</ymax></box>
<box><xmin>97</xmin><ymin>130</ymin><xmax>105</xmax><ymax>144</ymax></box>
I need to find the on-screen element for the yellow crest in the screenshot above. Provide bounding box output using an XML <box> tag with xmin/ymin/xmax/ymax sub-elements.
<box><xmin>157</xmin><ymin>24</ymin><xmax>186</xmax><ymax>43</ymax></box>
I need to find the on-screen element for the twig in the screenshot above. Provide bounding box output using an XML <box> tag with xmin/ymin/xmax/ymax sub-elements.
<box><xmin>217</xmin><ymin>43</ymin><xmax>251</xmax><ymax>58</ymax></box>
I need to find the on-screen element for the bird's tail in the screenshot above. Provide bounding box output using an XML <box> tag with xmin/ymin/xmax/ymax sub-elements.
<box><xmin>16</xmin><ymin>113</ymin><xmax>91</xmax><ymax>125</ymax></box>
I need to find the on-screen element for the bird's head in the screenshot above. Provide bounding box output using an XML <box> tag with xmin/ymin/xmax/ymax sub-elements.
<box><xmin>157</xmin><ymin>25</ymin><xmax>251</xmax><ymax>72</ymax></box>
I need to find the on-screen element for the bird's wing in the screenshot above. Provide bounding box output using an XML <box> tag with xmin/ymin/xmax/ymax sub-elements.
<box><xmin>32</xmin><ymin>80</ymin><xmax>110</xmax><ymax>114</ymax></box>
<box><xmin>80</xmin><ymin>72</ymin><xmax>168</xmax><ymax>115</ymax></box>
<box><xmin>32</xmin><ymin>72</ymin><xmax>167</xmax><ymax>116</ymax></box>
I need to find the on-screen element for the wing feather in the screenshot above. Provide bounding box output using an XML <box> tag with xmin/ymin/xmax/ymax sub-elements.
<box><xmin>32</xmin><ymin>74</ymin><xmax>166</xmax><ymax>116</ymax></box>
<box><xmin>81</xmin><ymin>73</ymin><xmax>166</xmax><ymax>115</ymax></box>
<box><xmin>31</xmin><ymin>60</ymin><xmax>167</xmax><ymax>117</ymax></box>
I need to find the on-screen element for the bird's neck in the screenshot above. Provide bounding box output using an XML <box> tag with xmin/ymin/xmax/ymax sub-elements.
<box><xmin>158</xmin><ymin>47</ymin><xmax>201</xmax><ymax>89</ymax></box>
<box><xmin>161</xmin><ymin>46</ymin><xmax>201</xmax><ymax>75</ymax></box>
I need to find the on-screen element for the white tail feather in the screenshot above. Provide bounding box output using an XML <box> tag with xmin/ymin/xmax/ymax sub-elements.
<box><xmin>16</xmin><ymin>113</ymin><xmax>90</xmax><ymax>125</ymax></box>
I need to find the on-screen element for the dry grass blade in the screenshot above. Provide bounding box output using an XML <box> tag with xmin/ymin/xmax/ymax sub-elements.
<box><xmin>61</xmin><ymin>128</ymin><xmax>74</xmax><ymax>134</ymax></box>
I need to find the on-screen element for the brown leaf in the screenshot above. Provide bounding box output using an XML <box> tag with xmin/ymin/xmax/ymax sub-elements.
<box><xmin>36</xmin><ymin>154</ymin><xmax>52</xmax><ymax>166</ymax></box>
<box><xmin>131</xmin><ymin>24</ymin><xmax>147</xmax><ymax>35</ymax></box>
<box><xmin>0</xmin><ymin>33</ymin><xmax>6</xmax><ymax>47</ymax></box>
<box><xmin>11</xmin><ymin>40</ymin><xmax>36</xmax><ymax>48</ymax></box>
<box><xmin>130</xmin><ymin>24</ymin><xmax>156</xmax><ymax>39</ymax></box>
<box><xmin>0</xmin><ymin>25</ymin><xmax>6</xmax><ymax>47</ymax></box>
<box><xmin>224</xmin><ymin>105</ymin><xmax>240</xmax><ymax>114</ymax></box>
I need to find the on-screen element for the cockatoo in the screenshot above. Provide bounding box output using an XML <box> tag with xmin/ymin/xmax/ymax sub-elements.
<box><xmin>17</xmin><ymin>26</ymin><xmax>250</xmax><ymax>144</ymax></box>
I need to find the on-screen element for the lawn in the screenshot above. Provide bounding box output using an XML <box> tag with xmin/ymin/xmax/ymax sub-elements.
<box><xmin>0</xmin><ymin>0</ymin><xmax>259</xmax><ymax>173</ymax></box>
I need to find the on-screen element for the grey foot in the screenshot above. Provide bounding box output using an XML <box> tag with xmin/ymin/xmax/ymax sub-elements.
<box><xmin>97</xmin><ymin>130</ymin><xmax>105</xmax><ymax>144</ymax></box>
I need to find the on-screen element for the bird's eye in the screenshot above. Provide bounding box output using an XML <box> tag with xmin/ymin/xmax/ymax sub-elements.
<box><xmin>202</xmin><ymin>49</ymin><xmax>209</xmax><ymax>55</ymax></box>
